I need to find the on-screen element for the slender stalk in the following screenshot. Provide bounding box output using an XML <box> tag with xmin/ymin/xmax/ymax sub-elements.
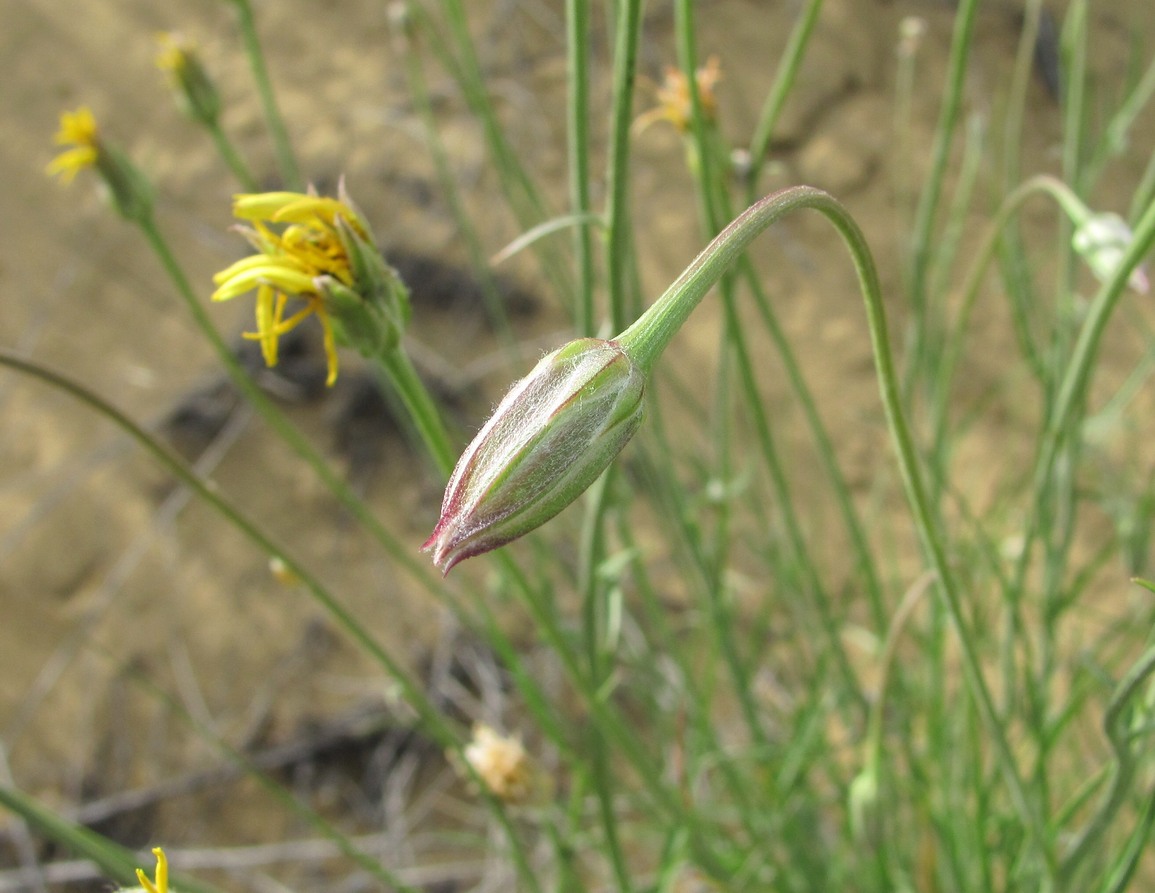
<box><xmin>490</xmin><ymin>553</ymin><xmax>735</xmax><ymax>882</ymax></box>
<box><xmin>674</xmin><ymin>0</ymin><xmax>787</xmax><ymax>740</ymax></box>
<box><xmin>615</xmin><ymin>186</ymin><xmax>1051</xmax><ymax>870</ymax></box>
<box><xmin>907</xmin><ymin>0</ymin><xmax>979</xmax><ymax>316</ymax></box>
<box><xmin>746</xmin><ymin>0</ymin><xmax>824</xmax><ymax>201</ymax></box>
<box><xmin>205</xmin><ymin>119</ymin><xmax>258</xmax><ymax>191</ymax></box>
<box><xmin>904</xmin><ymin>0</ymin><xmax>980</xmax><ymax>405</ymax></box>
<box><xmin>224</xmin><ymin>0</ymin><xmax>301</xmax><ymax>189</ymax></box>
<box><xmin>738</xmin><ymin>255</ymin><xmax>888</xmax><ymax>628</ymax></box>
<box><xmin>567</xmin><ymin>0</ymin><xmax>597</xmax><ymax>335</ymax></box>
<box><xmin>1061</xmin><ymin>0</ymin><xmax>1089</xmax><ymax>191</ymax></box>
<box><xmin>375</xmin><ymin>347</ymin><xmax>457</xmax><ymax>476</ymax></box>
<box><xmin>604</xmin><ymin>0</ymin><xmax>643</xmax><ymax>331</ymax></box>
<box><xmin>680</xmin><ymin>0</ymin><xmax>885</xmax><ymax>641</ymax></box>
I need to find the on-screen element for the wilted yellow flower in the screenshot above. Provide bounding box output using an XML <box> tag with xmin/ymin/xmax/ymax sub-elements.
<box><xmin>462</xmin><ymin>724</ymin><xmax>545</xmax><ymax>804</ymax></box>
<box><xmin>213</xmin><ymin>188</ymin><xmax>410</xmax><ymax>386</ymax></box>
<box><xmin>45</xmin><ymin>106</ymin><xmax>100</xmax><ymax>183</ymax></box>
<box><xmin>213</xmin><ymin>192</ymin><xmax>367</xmax><ymax>385</ymax></box>
<box><xmin>634</xmin><ymin>56</ymin><xmax>723</xmax><ymax>134</ymax></box>
<box><xmin>129</xmin><ymin>847</ymin><xmax>170</xmax><ymax>893</ymax></box>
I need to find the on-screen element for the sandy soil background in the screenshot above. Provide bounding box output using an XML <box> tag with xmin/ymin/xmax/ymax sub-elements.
<box><xmin>2</xmin><ymin>0</ymin><xmax>1154</xmax><ymax>889</ymax></box>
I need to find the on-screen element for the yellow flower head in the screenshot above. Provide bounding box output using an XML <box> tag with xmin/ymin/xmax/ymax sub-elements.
<box><xmin>45</xmin><ymin>106</ymin><xmax>154</xmax><ymax>220</ymax></box>
<box><xmin>131</xmin><ymin>847</ymin><xmax>170</xmax><ymax>893</ymax></box>
<box><xmin>213</xmin><ymin>191</ymin><xmax>372</xmax><ymax>386</ymax></box>
<box><xmin>214</xmin><ymin>186</ymin><xmax>411</xmax><ymax>386</ymax></box>
<box><xmin>634</xmin><ymin>56</ymin><xmax>723</xmax><ymax>134</ymax></box>
<box><xmin>46</xmin><ymin>106</ymin><xmax>100</xmax><ymax>183</ymax></box>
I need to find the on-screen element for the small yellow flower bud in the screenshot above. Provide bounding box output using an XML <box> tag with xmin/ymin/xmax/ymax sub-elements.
<box><xmin>156</xmin><ymin>33</ymin><xmax>222</xmax><ymax>127</ymax></box>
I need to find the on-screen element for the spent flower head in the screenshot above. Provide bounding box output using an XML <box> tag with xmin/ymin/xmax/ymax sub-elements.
<box><xmin>46</xmin><ymin>106</ymin><xmax>153</xmax><ymax>220</ymax></box>
<box><xmin>461</xmin><ymin>724</ymin><xmax>548</xmax><ymax>804</ymax></box>
<box><xmin>634</xmin><ymin>55</ymin><xmax>723</xmax><ymax>134</ymax></box>
<box><xmin>212</xmin><ymin>185</ymin><xmax>410</xmax><ymax>385</ymax></box>
<box><xmin>156</xmin><ymin>32</ymin><xmax>221</xmax><ymax>126</ymax></box>
<box><xmin>424</xmin><ymin>338</ymin><xmax>645</xmax><ymax>573</ymax></box>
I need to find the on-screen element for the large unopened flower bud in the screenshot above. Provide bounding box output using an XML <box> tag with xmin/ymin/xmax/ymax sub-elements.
<box><xmin>423</xmin><ymin>338</ymin><xmax>645</xmax><ymax>574</ymax></box>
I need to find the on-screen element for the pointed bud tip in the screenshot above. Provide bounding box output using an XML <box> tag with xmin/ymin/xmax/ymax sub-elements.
<box><xmin>421</xmin><ymin>531</ymin><xmax>479</xmax><ymax>576</ymax></box>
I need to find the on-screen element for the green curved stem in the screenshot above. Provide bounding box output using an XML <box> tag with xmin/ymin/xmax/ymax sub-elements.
<box><xmin>616</xmin><ymin>185</ymin><xmax>1051</xmax><ymax>869</ymax></box>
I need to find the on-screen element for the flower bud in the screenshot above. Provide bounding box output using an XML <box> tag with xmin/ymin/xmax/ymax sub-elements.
<box><xmin>423</xmin><ymin>338</ymin><xmax>645</xmax><ymax>573</ymax></box>
<box><xmin>156</xmin><ymin>33</ymin><xmax>222</xmax><ymax>127</ymax></box>
<box><xmin>1072</xmin><ymin>211</ymin><xmax>1149</xmax><ymax>294</ymax></box>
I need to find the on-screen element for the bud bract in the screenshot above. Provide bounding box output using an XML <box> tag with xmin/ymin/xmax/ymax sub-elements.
<box><xmin>423</xmin><ymin>338</ymin><xmax>645</xmax><ymax>573</ymax></box>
